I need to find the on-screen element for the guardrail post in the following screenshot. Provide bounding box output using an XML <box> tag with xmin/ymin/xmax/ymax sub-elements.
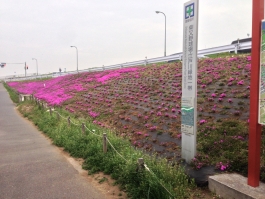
<box><xmin>137</xmin><ymin>158</ymin><xmax>145</xmax><ymax>171</ymax></box>
<box><xmin>68</xmin><ymin>116</ymin><xmax>70</xmax><ymax>126</ymax></box>
<box><xmin>18</xmin><ymin>94</ymin><xmax>22</xmax><ymax>102</ymax></box>
<box><xmin>235</xmin><ymin>45</ymin><xmax>238</xmax><ymax>54</ymax></box>
<box><xmin>82</xmin><ymin>123</ymin><xmax>85</xmax><ymax>134</ymax></box>
<box><xmin>235</xmin><ymin>38</ymin><xmax>239</xmax><ymax>54</ymax></box>
<box><xmin>103</xmin><ymin>133</ymin><xmax>107</xmax><ymax>153</ymax></box>
<box><xmin>49</xmin><ymin>107</ymin><xmax>52</xmax><ymax>116</ymax></box>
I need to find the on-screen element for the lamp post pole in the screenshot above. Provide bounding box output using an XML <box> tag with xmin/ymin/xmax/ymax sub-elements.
<box><xmin>156</xmin><ymin>11</ymin><xmax>166</xmax><ymax>57</ymax></box>
<box><xmin>32</xmin><ymin>58</ymin><xmax>38</xmax><ymax>76</ymax></box>
<box><xmin>70</xmin><ymin>46</ymin><xmax>78</xmax><ymax>73</ymax></box>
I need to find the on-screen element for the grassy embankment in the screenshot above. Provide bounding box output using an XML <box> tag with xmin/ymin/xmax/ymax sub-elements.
<box><xmin>4</xmin><ymin>82</ymin><xmax>204</xmax><ymax>199</ymax></box>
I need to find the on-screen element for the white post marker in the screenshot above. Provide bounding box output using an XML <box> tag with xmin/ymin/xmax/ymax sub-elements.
<box><xmin>181</xmin><ymin>0</ymin><xmax>199</xmax><ymax>163</ymax></box>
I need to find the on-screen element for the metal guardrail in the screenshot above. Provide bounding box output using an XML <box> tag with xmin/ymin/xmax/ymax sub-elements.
<box><xmin>3</xmin><ymin>41</ymin><xmax>251</xmax><ymax>82</ymax></box>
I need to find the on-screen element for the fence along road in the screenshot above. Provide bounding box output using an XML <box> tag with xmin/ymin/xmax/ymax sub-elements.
<box><xmin>0</xmin><ymin>82</ymin><xmax>107</xmax><ymax>199</ymax></box>
<box><xmin>2</xmin><ymin>40</ymin><xmax>251</xmax><ymax>82</ymax></box>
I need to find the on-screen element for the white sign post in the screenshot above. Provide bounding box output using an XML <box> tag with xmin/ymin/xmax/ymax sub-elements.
<box><xmin>181</xmin><ymin>0</ymin><xmax>199</xmax><ymax>163</ymax></box>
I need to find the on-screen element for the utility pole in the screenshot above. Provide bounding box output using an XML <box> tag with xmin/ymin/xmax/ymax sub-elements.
<box><xmin>25</xmin><ymin>62</ymin><xmax>27</xmax><ymax>77</ymax></box>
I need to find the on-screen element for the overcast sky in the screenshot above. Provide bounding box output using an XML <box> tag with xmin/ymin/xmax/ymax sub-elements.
<box><xmin>0</xmin><ymin>0</ymin><xmax>252</xmax><ymax>77</ymax></box>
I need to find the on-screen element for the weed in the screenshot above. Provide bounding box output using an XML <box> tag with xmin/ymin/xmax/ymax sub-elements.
<box><xmin>197</xmin><ymin>98</ymin><xmax>205</xmax><ymax>104</ymax></box>
<box><xmin>238</xmin><ymin>101</ymin><xmax>245</xmax><ymax>105</ymax></box>
<box><xmin>98</xmin><ymin>177</ymin><xmax>108</xmax><ymax>184</ymax></box>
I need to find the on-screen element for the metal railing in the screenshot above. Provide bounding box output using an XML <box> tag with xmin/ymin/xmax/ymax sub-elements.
<box><xmin>3</xmin><ymin>41</ymin><xmax>251</xmax><ymax>82</ymax></box>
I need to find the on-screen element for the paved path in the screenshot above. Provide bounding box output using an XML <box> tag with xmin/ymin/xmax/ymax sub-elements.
<box><xmin>0</xmin><ymin>83</ymin><xmax>106</xmax><ymax>199</ymax></box>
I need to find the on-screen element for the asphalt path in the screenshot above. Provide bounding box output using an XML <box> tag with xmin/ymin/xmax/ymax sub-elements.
<box><xmin>0</xmin><ymin>83</ymin><xmax>106</xmax><ymax>199</ymax></box>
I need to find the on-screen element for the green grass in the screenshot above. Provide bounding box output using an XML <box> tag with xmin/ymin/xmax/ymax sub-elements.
<box><xmin>195</xmin><ymin>119</ymin><xmax>265</xmax><ymax>182</ymax></box>
<box><xmin>3</xmin><ymin>82</ymin><xmax>19</xmax><ymax>104</ymax></box>
<box><xmin>17</xmin><ymin>100</ymin><xmax>195</xmax><ymax>199</ymax></box>
<box><xmin>206</xmin><ymin>52</ymin><xmax>248</xmax><ymax>58</ymax></box>
<box><xmin>21</xmin><ymin>77</ymin><xmax>52</xmax><ymax>82</ymax></box>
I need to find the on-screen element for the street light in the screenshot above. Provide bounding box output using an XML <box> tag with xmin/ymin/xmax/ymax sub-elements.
<box><xmin>70</xmin><ymin>46</ymin><xmax>79</xmax><ymax>73</ymax></box>
<box><xmin>155</xmin><ymin>11</ymin><xmax>166</xmax><ymax>57</ymax></box>
<box><xmin>3</xmin><ymin>62</ymin><xmax>27</xmax><ymax>76</ymax></box>
<box><xmin>32</xmin><ymin>58</ymin><xmax>38</xmax><ymax>76</ymax></box>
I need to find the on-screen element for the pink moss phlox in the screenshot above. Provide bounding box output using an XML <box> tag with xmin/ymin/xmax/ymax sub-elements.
<box><xmin>245</xmin><ymin>64</ymin><xmax>251</xmax><ymax>70</ymax></box>
<box><xmin>228</xmin><ymin>99</ymin><xmax>233</xmax><ymax>103</ymax></box>
<box><xmin>157</xmin><ymin>112</ymin><xmax>162</xmax><ymax>116</ymax></box>
<box><xmin>237</xmin><ymin>80</ymin><xmax>244</xmax><ymax>85</ymax></box>
<box><xmin>208</xmin><ymin>98</ymin><xmax>214</xmax><ymax>102</ymax></box>
<box><xmin>89</xmin><ymin>111</ymin><xmax>100</xmax><ymax>118</ymax></box>
<box><xmin>219</xmin><ymin>93</ymin><xmax>226</xmax><ymax>98</ymax></box>
<box><xmin>247</xmin><ymin>56</ymin><xmax>251</xmax><ymax>61</ymax></box>
<box><xmin>216</xmin><ymin>162</ymin><xmax>229</xmax><ymax>171</ymax></box>
<box><xmin>228</xmin><ymin>77</ymin><xmax>234</xmax><ymax>82</ymax></box>
<box><xmin>150</xmin><ymin>126</ymin><xmax>157</xmax><ymax>131</ymax></box>
<box><xmin>96</xmin><ymin>68</ymin><xmax>139</xmax><ymax>83</ymax></box>
<box><xmin>199</xmin><ymin>120</ymin><xmax>207</xmax><ymax>125</ymax></box>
